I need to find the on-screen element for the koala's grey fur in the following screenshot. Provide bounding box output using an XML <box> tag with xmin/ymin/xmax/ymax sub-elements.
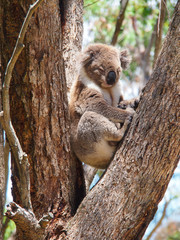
<box><xmin>69</xmin><ymin>43</ymin><xmax>137</xmax><ymax>169</ymax></box>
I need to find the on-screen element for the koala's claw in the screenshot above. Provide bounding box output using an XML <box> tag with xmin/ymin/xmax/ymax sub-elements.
<box><xmin>126</xmin><ymin>115</ymin><xmax>133</xmax><ymax>123</ymax></box>
<box><xmin>125</xmin><ymin>118</ymin><xmax>131</xmax><ymax>126</ymax></box>
<box><xmin>118</xmin><ymin>103</ymin><xmax>126</xmax><ymax>109</ymax></box>
<box><xmin>126</xmin><ymin>107</ymin><xmax>135</xmax><ymax>115</ymax></box>
<box><xmin>118</xmin><ymin>97</ymin><xmax>139</xmax><ymax>110</ymax></box>
<box><xmin>133</xmin><ymin>98</ymin><xmax>139</xmax><ymax>110</ymax></box>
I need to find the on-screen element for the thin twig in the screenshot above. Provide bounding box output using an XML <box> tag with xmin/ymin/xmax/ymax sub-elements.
<box><xmin>111</xmin><ymin>0</ymin><xmax>129</xmax><ymax>45</ymax></box>
<box><xmin>141</xmin><ymin>22</ymin><xmax>157</xmax><ymax>83</ymax></box>
<box><xmin>0</xmin><ymin>0</ymin><xmax>44</xmax><ymax>210</ymax></box>
<box><xmin>153</xmin><ymin>0</ymin><xmax>167</xmax><ymax>68</ymax></box>
<box><xmin>84</xmin><ymin>0</ymin><xmax>100</xmax><ymax>8</ymax></box>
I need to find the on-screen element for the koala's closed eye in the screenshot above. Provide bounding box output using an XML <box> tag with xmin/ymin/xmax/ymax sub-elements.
<box><xmin>94</xmin><ymin>67</ymin><xmax>105</xmax><ymax>75</ymax></box>
<box><xmin>99</xmin><ymin>66</ymin><xmax>105</xmax><ymax>74</ymax></box>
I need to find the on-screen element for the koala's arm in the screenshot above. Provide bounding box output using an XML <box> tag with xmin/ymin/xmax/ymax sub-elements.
<box><xmin>75</xmin><ymin>91</ymin><xmax>134</xmax><ymax>123</ymax></box>
<box><xmin>93</xmin><ymin>101</ymin><xmax>134</xmax><ymax>123</ymax></box>
<box><xmin>118</xmin><ymin>97</ymin><xmax>139</xmax><ymax>110</ymax></box>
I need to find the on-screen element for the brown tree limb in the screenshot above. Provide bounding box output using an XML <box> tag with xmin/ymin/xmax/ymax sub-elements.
<box><xmin>111</xmin><ymin>0</ymin><xmax>129</xmax><ymax>45</ymax></box>
<box><xmin>141</xmin><ymin>23</ymin><xmax>157</xmax><ymax>83</ymax></box>
<box><xmin>0</xmin><ymin>0</ymin><xmax>44</xmax><ymax>211</ymax></box>
<box><xmin>5</xmin><ymin>202</ymin><xmax>50</xmax><ymax>240</ymax></box>
<box><xmin>153</xmin><ymin>0</ymin><xmax>167</xmax><ymax>67</ymax></box>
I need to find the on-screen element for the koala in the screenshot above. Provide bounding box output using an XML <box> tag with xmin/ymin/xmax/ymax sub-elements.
<box><xmin>69</xmin><ymin>43</ymin><xmax>137</xmax><ymax>169</ymax></box>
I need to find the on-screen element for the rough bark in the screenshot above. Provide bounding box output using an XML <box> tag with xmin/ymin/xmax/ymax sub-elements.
<box><xmin>60</xmin><ymin>0</ymin><xmax>84</xmax><ymax>90</ymax></box>
<box><xmin>1</xmin><ymin>0</ymin><xmax>85</xmax><ymax>231</ymax></box>
<box><xmin>64</xmin><ymin>2</ymin><xmax>180</xmax><ymax>239</ymax></box>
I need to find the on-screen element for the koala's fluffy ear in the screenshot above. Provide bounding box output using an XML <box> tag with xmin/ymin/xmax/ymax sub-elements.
<box><xmin>80</xmin><ymin>49</ymin><xmax>94</xmax><ymax>66</ymax></box>
<box><xmin>120</xmin><ymin>49</ymin><xmax>131</xmax><ymax>69</ymax></box>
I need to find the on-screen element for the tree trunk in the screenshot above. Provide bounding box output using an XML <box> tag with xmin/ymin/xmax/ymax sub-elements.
<box><xmin>63</xmin><ymin>2</ymin><xmax>180</xmax><ymax>239</ymax></box>
<box><xmin>61</xmin><ymin>0</ymin><xmax>84</xmax><ymax>90</ymax></box>
<box><xmin>0</xmin><ymin>0</ymin><xmax>85</xmax><ymax>231</ymax></box>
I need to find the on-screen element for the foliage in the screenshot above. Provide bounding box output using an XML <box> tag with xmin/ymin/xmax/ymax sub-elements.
<box><xmin>3</xmin><ymin>216</ymin><xmax>16</xmax><ymax>240</ymax></box>
<box><xmin>84</xmin><ymin>0</ymin><xmax>176</xmax><ymax>45</ymax></box>
<box><xmin>168</xmin><ymin>231</ymin><xmax>180</xmax><ymax>240</ymax></box>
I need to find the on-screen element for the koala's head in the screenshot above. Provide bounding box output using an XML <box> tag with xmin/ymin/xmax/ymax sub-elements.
<box><xmin>80</xmin><ymin>43</ymin><xmax>131</xmax><ymax>88</ymax></box>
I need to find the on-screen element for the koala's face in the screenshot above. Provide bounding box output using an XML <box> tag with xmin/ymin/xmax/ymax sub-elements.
<box><xmin>80</xmin><ymin>44</ymin><xmax>131</xmax><ymax>89</ymax></box>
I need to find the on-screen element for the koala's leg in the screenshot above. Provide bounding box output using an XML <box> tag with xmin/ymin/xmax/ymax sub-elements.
<box><xmin>77</xmin><ymin>111</ymin><xmax>130</xmax><ymax>143</ymax></box>
<box><xmin>74</xmin><ymin>111</ymin><xmax>131</xmax><ymax>168</ymax></box>
<box><xmin>104</xmin><ymin>117</ymin><xmax>130</xmax><ymax>142</ymax></box>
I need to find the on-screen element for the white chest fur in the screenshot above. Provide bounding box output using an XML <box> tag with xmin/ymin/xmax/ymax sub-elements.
<box><xmin>102</xmin><ymin>82</ymin><xmax>122</xmax><ymax>107</ymax></box>
<box><xmin>80</xmin><ymin>70</ymin><xmax>122</xmax><ymax>107</ymax></box>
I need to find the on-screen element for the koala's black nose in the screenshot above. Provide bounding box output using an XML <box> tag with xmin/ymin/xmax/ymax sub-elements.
<box><xmin>106</xmin><ymin>71</ymin><xmax>116</xmax><ymax>85</ymax></box>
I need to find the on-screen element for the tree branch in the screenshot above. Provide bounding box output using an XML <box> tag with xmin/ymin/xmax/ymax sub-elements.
<box><xmin>111</xmin><ymin>0</ymin><xmax>129</xmax><ymax>45</ymax></box>
<box><xmin>153</xmin><ymin>0</ymin><xmax>167</xmax><ymax>67</ymax></box>
<box><xmin>0</xmin><ymin>0</ymin><xmax>44</xmax><ymax>211</ymax></box>
<box><xmin>141</xmin><ymin>23</ymin><xmax>157</xmax><ymax>83</ymax></box>
<box><xmin>84</xmin><ymin>0</ymin><xmax>100</xmax><ymax>8</ymax></box>
<box><xmin>5</xmin><ymin>202</ymin><xmax>50</xmax><ymax>240</ymax></box>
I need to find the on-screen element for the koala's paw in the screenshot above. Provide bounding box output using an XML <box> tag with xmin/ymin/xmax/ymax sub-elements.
<box><xmin>118</xmin><ymin>102</ymin><xmax>127</xmax><ymax>109</ymax></box>
<box><xmin>124</xmin><ymin>117</ymin><xmax>131</xmax><ymax>127</ymax></box>
<box><xmin>131</xmin><ymin>97</ymin><xmax>139</xmax><ymax>110</ymax></box>
<box><xmin>126</xmin><ymin>107</ymin><xmax>136</xmax><ymax>122</ymax></box>
<box><xmin>118</xmin><ymin>97</ymin><xmax>139</xmax><ymax>110</ymax></box>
